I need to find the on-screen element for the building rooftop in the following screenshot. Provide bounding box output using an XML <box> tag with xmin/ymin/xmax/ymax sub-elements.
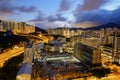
<box><xmin>103</xmin><ymin>44</ymin><xmax>113</xmax><ymax>48</ymax></box>
<box><xmin>17</xmin><ymin>62</ymin><xmax>32</xmax><ymax>76</ymax></box>
<box><xmin>77</xmin><ymin>43</ymin><xmax>97</xmax><ymax>50</ymax></box>
<box><xmin>25</xmin><ymin>42</ymin><xmax>33</xmax><ymax>48</ymax></box>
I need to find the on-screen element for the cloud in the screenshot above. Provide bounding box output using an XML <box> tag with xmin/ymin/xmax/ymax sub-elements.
<box><xmin>17</xmin><ymin>6</ymin><xmax>37</xmax><ymax>13</ymax></box>
<box><xmin>56</xmin><ymin>13</ymin><xmax>67</xmax><ymax>21</ymax></box>
<box><xmin>74</xmin><ymin>7</ymin><xmax>120</xmax><ymax>28</ymax></box>
<box><xmin>29</xmin><ymin>11</ymin><xmax>46</xmax><ymax>23</ymax></box>
<box><xmin>74</xmin><ymin>21</ymin><xmax>100</xmax><ymax>28</ymax></box>
<box><xmin>0</xmin><ymin>0</ymin><xmax>15</xmax><ymax>14</ymax></box>
<box><xmin>0</xmin><ymin>0</ymin><xmax>15</xmax><ymax>19</ymax></box>
<box><xmin>75</xmin><ymin>10</ymin><xmax>109</xmax><ymax>23</ymax></box>
<box><xmin>35</xmin><ymin>22</ymin><xmax>58</xmax><ymax>29</ymax></box>
<box><xmin>59</xmin><ymin>0</ymin><xmax>71</xmax><ymax>12</ymax></box>
<box><xmin>72</xmin><ymin>0</ymin><xmax>120</xmax><ymax>28</ymax></box>
<box><xmin>0</xmin><ymin>0</ymin><xmax>38</xmax><ymax>20</ymax></box>
<box><xmin>28</xmin><ymin>12</ymin><xmax>67</xmax><ymax>29</ymax></box>
<box><xmin>74</xmin><ymin>0</ymin><xmax>110</xmax><ymax>16</ymax></box>
<box><xmin>47</xmin><ymin>15</ymin><xmax>57</xmax><ymax>22</ymax></box>
<box><xmin>47</xmin><ymin>13</ymin><xmax>67</xmax><ymax>22</ymax></box>
<box><xmin>81</xmin><ymin>0</ymin><xmax>109</xmax><ymax>11</ymax></box>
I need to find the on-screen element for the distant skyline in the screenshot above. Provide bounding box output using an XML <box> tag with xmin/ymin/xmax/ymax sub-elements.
<box><xmin>0</xmin><ymin>0</ymin><xmax>120</xmax><ymax>29</ymax></box>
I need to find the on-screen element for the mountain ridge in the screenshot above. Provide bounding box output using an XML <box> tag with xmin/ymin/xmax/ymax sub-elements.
<box><xmin>35</xmin><ymin>27</ymin><xmax>47</xmax><ymax>34</ymax></box>
<box><xmin>84</xmin><ymin>22</ymin><xmax>120</xmax><ymax>30</ymax></box>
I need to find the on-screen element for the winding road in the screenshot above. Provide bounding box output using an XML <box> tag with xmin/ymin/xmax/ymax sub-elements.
<box><xmin>0</xmin><ymin>47</ymin><xmax>24</xmax><ymax>67</ymax></box>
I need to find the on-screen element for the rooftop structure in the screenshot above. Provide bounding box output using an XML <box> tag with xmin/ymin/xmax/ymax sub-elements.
<box><xmin>25</xmin><ymin>42</ymin><xmax>33</xmax><ymax>48</ymax></box>
<box><xmin>16</xmin><ymin>62</ymin><xmax>32</xmax><ymax>80</ymax></box>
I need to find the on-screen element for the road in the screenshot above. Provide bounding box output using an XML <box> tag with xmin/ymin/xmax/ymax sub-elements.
<box><xmin>100</xmin><ymin>75</ymin><xmax>120</xmax><ymax>80</ymax></box>
<box><xmin>0</xmin><ymin>47</ymin><xmax>24</xmax><ymax>67</ymax></box>
<box><xmin>20</xmin><ymin>34</ymin><xmax>51</xmax><ymax>43</ymax></box>
<box><xmin>0</xmin><ymin>34</ymin><xmax>52</xmax><ymax>68</ymax></box>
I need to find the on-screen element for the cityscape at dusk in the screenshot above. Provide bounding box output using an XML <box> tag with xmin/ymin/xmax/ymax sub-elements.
<box><xmin>0</xmin><ymin>0</ymin><xmax>120</xmax><ymax>80</ymax></box>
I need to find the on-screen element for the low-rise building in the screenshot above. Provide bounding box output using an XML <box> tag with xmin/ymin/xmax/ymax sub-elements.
<box><xmin>46</xmin><ymin>40</ymin><xmax>65</xmax><ymax>53</ymax></box>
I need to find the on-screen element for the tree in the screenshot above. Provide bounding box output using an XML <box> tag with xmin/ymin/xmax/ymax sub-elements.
<box><xmin>91</xmin><ymin>67</ymin><xmax>110</xmax><ymax>80</ymax></box>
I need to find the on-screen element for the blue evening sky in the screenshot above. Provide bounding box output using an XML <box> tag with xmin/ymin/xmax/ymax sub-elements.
<box><xmin>1</xmin><ymin>0</ymin><xmax>120</xmax><ymax>29</ymax></box>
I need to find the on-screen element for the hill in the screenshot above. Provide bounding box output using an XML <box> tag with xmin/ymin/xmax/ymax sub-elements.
<box><xmin>53</xmin><ymin>23</ymin><xmax>120</xmax><ymax>30</ymax></box>
<box><xmin>35</xmin><ymin>27</ymin><xmax>47</xmax><ymax>34</ymax></box>
<box><xmin>84</xmin><ymin>22</ymin><xmax>120</xmax><ymax>30</ymax></box>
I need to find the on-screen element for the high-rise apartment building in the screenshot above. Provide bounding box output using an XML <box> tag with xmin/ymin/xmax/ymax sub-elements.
<box><xmin>16</xmin><ymin>42</ymin><xmax>34</xmax><ymax>80</ymax></box>
<box><xmin>113</xmin><ymin>33</ymin><xmax>120</xmax><ymax>64</ymax></box>
<box><xmin>0</xmin><ymin>20</ymin><xmax>2</xmax><ymax>31</ymax></box>
<box><xmin>102</xmin><ymin>29</ymin><xmax>120</xmax><ymax>64</ymax></box>
<box><xmin>0</xmin><ymin>20</ymin><xmax>35</xmax><ymax>34</ymax></box>
<box><xmin>100</xmin><ymin>28</ymin><xmax>105</xmax><ymax>38</ymax></box>
<box><xmin>24</xmin><ymin>42</ymin><xmax>34</xmax><ymax>64</ymax></box>
<box><xmin>47</xmin><ymin>28</ymin><xmax>83</xmax><ymax>38</ymax></box>
<box><xmin>70</xmin><ymin>35</ymin><xmax>82</xmax><ymax>46</ymax></box>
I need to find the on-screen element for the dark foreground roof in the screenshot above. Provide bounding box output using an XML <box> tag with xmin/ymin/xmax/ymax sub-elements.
<box><xmin>17</xmin><ymin>62</ymin><xmax>32</xmax><ymax>76</ymax></box>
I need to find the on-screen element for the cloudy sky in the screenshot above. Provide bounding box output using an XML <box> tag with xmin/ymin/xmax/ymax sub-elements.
<box><xmin>0</xmin><ymin>0</ymin><xmax>120</xmax><ymax>29</ymax></box>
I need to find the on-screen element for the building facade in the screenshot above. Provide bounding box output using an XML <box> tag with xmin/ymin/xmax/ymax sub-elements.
<box><xmin>0</xmin><ymin>20</ymin><xmax>35</xmax><ymax>34</ymax></box>
<box><xmin>74</xmin><ymin>43</ymin><xmax>101</xmax><ymax>67</ymax></box>
<box><xmin>47</xmin><ymin>28</ymin><xmax>83</xmax><ymax>38</ymax></box>
<box><xmin>24</xmin><ymin>42</ymin><xmax>34</xmax><ymax>64</ymax></box>
<box><xmin>16</xmin><ymin>42</ymin><xmax>34</xmax><ymax>80</ymax></box>
<box><xmin>114</xmin><ymin>35</ymin><xmax>120</xmax><ymax>64</ymax></box>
